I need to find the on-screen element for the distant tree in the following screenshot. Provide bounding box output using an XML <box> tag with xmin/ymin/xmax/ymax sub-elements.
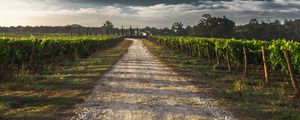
<box><xmin>136</xmin><ymin>27</ymin><xmax>140</xmax><ymax>36</ymax></box>
<box><xmin>102</xmin><ymin>20</ymin><xmax>114</xmax><ymax>35</ymax></box>
<box><xmin>189</xmin><ymin>25</ymin><xmax>200</xmax><ymax>36</ymax></box>
<box><xmin>1</xmin><ymin>16</ymin><xmax>300</xmax><ymax>41</ymax></box>
<box><xmin>129</xmin><ymin>25</ymin><xmax>133</xmax><ymax>36</ymax></box>
<box><xmin>185</xmin><ymin>25</ymin><xmax>192</xmax><ymax>36</ymax></box>
<box><xmin>121</xmin><ymin>26</ymin><xmax>124</xmax><ymax>36</ymax></box>
<box><xmin>249</xmin><ymin>18</ymin><xmax>259</xmax><ymax>25</ymax></box>
<box><xmin>159</xmin><ymin>28</ymin><xmax>175</xmax><ymax>36</ymax></box>
<box><xmin>143</xmin><ymin>26</ymin><xmax>160</xmax><ymax>35</ymax></box>
<box><xmin>263</xmin><ymin>20</ymin><xmax>284</xmax><ymax>40</ymax></box>
<box><xmin>245</xmin><ymin>18</ymin><xmax>262</xmax><ymax>39</ymax></box>
<box><xmin>193</xmin><ymin>14</ymin><xmax>235</xmax><ymax>38</ymax></box>
<box><xmin>171</xmin><ymin>22</ymin><xmax>184</xmax><ymax>36</ymax></box>
<box><xmin>283</xmin><ymin>19</ymin><xmax>300</xmax><ymax>41</ymax></box>
<box><xmin>236</xmin><ymin>18</ymin><xmax>282</xmax><ymax>40</ymax></box>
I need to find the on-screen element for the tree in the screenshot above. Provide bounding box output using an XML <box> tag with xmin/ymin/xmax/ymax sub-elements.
<box><xmin>171</xmin><ymin>22</ymin><xmax>184</xmax><ymax>36</ymax></box>
<box><xmin>284</xmin><ymin>19</ymin><xmax>300</xmax><ymax>40</ymax></box>
<box><xmin>102</xmin><ymin>20</ymin><xmax>114</xmax><ymax>35</ymax></box>
<box><xmin>217</xmin><ymin>16</ymin><xmax>235</xmax><ymax>38</ymax></box>
<box><xmin>185</xmin><ymin>25</ymin><xmax>192</xmax><ymax>36</ymax></box>
<box><xmin>160</xmin><ymin>28</ymin><xmax>175</xmax><ymax>36</ymax></box>
<box><xmin>129</xmin><ymin>25</ymin><xmax>133</xmax><ymax>36</ymax></box>
<box><xmin>193</xmin><ymin>14</ymin><xmax>235</xmax><ymax>38</ymax></box>
<box><xmin>121</xmin><ymin>26</ymin><xmax>124</xmax><ymax>36</ymax></box>
<box><xmin>136</xmin><ymin>27</ymin><xmax>140</xmax><ymax>36</ymax></box>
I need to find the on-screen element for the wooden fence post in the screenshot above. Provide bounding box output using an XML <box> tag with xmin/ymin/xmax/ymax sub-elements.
<box><xmin>190</xmin><ymin>44</ymin><xmax>193</xmax><ymax>57</ymax></box>
<box><xmin>188</xmin><ymin>44</ymin><xmax>192</xmax><ymax>57</ymax></box>
<box><xmin>284</xmin><ymin>50</ymin><xmax>299</xmax><ymax>97</ymax></box>
<box><xmin>184</xmin><ymin>44</ymin><xmax>187</xmax><ymax>55</ymax></box>
<box><xmin>187</xmin><ymin>44</ymin><xmax>191</xmax><ymax>57</ymax></box>
<box><xmin>243</xmin><ymin>47</ymin><xmax>248</xmax><ymax>76</ymax></box>
<box><xmin>180</xmin><ymin>44</ymin><xmax>184</xmax><ymax>54</ymax></box>
<box><xmin>262</xmin><ymin>46</ymin><xmax>269</xmax><ymax>82</ymax></box>
<box><xmin>10</xmin><ymin>43</ymin><xmax>18</xmax><ymax>65</ymax></box>
<box><xmin>29</xmin><ymin>39</ymin><xmax>39</xmax><ymax>70</ymax></box>
<box><xmin>215</xmin><ymin>49</ymin><xmax>220</xmax><ymax>65</ymax></box>
<box><xmin>207</xmin><ymin>46</ymin><xmax>212</xmax><ymax>64</ymax></box>
<box><xmin>226</xmin><ymin>49</ymin><xmax>231</xmax><ymax>72</ymax></box>
<box><xmin>198</xmin><ymin>46</ymin><xmax>203</xmax><ymax>60</ymax></box>
<box><xmin>29</xmin><ymin>39</ymin><xmax>37</xmax><ymax>62</ymax></box>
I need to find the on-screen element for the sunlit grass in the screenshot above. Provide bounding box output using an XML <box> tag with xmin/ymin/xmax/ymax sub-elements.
<box><xmin>143</xmin><ymin>39</ymin><xmax>300</xmax><ymax>120</ymax></box>
<box><xmin>0</xmin><ymin>40</ymin><xmax>132</xmax><ymax>120</ymax></box>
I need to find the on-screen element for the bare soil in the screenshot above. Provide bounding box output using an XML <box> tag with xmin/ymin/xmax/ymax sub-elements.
<box><xmin>71</xmin><ymin>39</ymin><xmax>234</xmax><ymax>120</ymax></box>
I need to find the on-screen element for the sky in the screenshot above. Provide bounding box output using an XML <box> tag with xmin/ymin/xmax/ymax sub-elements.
<box><xmin>0</xmin><ymin>0</ymin><xmax>300</xmax><ymax>28</ymax></box>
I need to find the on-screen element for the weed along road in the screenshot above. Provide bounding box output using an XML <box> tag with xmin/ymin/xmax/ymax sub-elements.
<box><xmin>72</xmin><ymin>38</ymin><xmax>234</xmax><ymax>120</ymax></box>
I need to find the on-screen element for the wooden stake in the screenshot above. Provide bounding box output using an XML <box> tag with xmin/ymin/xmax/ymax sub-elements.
<box><xmin>215</xmin><ymin>49</ymin><xmax>220</xmax><ymax>65</ymax></box>
<box><xmin>178</xmin><ymin>44</ymin><xmax>181</xmax><ymax>53</ymax></box>
<box><xmin>29</xmin><ymin>39</ymin><xmax>38</xmax><ymax>65</ymax></box>
<box><xmin>243</xmin><ymin>47</ymin><xmax>248</xmax><ymax>76</ymax></box>
<box><xmin>181</xmin><ymin>44</ymin><xmax>184</xmax><ymax>54</ymax></box>
<box><xmin>226</xmin><ymin>49</ymin><xmax>231</xmax><ymax>71</ymax></box>
<box><xmin>185</xmin><ymin>44</ymin><xmax>188</xmax><ymax>56</ymax></box>
<box><xmin>190</xmin><ymin>44</ymin><xmax>193</xmax><ymax>57</ymax></box>
<box><xmin>198</xmin><ymin>46</ymin><xmax>203</xmax><ymax>60</ymax></box>
<box><xmin>188</xmin><ymin>44</ymin><xmax>192</xmax><ymax>57</ymax></box>
<box><xmin>10</xmin><ymin>44</ymin><xmax>18</xmax><ymax>65</ymax></box>
<box><xmin>207</xmin><ymin>46</ymin><xmax>212</xmax><ymax>64</ymax></box>
<box><xmin>284</xmin><ymin>50</ymin><xmax>299</xmax><ymax>97</ymax></box>
<box><xmin>29</xmin><ymin>39</ymin><xmax>39</xmax><ymax>70</ymax></box>
<box><xmin>262</xmin><ymin>46</ymin><xmax>269</xmax><ymax>82</ymax></box>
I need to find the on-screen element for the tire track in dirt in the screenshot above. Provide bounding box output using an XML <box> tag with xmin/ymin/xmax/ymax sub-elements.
<box><xmin>71</xmin><ymin>38</ymin><xmax>234</xmax><ymax>120</ymax></box>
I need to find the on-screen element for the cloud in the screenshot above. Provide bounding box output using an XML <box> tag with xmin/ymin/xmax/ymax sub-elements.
<box><xmin>99</xmin><ymin>6</ymin><xmax>124</xmax><ymax>16</ymax></box>
<box><xmin>62</xmin><ymin>0</ymin><xmax>198</xmax><ymax>6</ymax></box>
<box><xmin>0</xmin><ymin>0</ymin><xmax>300</xmax><ymax>27</ymax></box>
<box><xmin>129</xmin><ymin>4</ymin><xmax>196</xmax><ymax>18</ymax></box>
<box><xmin>56</xmin><ymin>8</ymin><xmax>97</xmax><ymax>16</ymax></box>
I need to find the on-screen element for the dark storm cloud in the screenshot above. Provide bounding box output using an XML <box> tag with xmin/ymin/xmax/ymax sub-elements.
<box><xmin>60</xmin><ymin>0</ymin><xmax>300</xmax><ymax>14</ymax></box>
<box><xmin>66</xmin><ymin>0</ymin><xmax>198</xmax><ymax>6</ymax></box>
<box><xmin>64</xmin><ymin>0</ymin><xmax>285</xmax><ymax>6</ymax></box>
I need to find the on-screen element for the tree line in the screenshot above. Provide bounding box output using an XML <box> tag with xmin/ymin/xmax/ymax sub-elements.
<box><xmin>0</xmin><ymin>14</ymin><xmax>299</xmax><ymax>41</ymax></box>
<box><xmin>0</xmin><ymin>21</ymin><xmax>144</xmax><ymax>37</ymax></box>
<box><xmin>168</xmin><ymin>14</ymin><xmax>300</xmax><ymax>41</ymax></box>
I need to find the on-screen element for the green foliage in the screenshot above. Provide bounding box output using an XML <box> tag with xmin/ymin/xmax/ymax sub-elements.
<box><xmin>153</xmin><ymin>36</ymin><xmax>300</xmax><ymax>73</ymax></box>
<box><xmin>0</xmin><ymin>35</ymin><xmax>122</xmax><ymax>66</ymax></box>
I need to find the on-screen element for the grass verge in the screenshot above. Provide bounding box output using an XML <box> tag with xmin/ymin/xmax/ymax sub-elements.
<box><xmin>0</xmin><ymin>40</ymin><xmax>132</xmax><ymax>120</ymax></box>
<box><xmin>143</xmin><ymin>39</ymin><xmax>300</xmax><ymax>120</ymax></box>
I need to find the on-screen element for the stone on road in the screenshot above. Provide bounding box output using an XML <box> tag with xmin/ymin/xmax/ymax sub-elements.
<box><xmin>71</xmin><ymin>39</ymin><xmax>234</xmax><ymax>120</ymax></box>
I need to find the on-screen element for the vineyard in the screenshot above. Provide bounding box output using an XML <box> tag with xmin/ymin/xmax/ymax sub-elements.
<box><xmin>0</xmin><ymin>35</ymin><xmax>131</xmax><ymax>120</ymax></box>
<box><xmin>152</xmin><ymin>36</ymin><xmax>300</xmax><ymax>96</ymax></box>
<box><xmin>1</xmin><ymin>35</ymin><xmax>299</xmax><ymax>119</ymax></box>
<box><xmin>2</xmin><ymin>0</ymin><xmax>300</xmax><ymax>119</ymax></box>
<box><xmin>0</xmin><ymin>35</ymin><xmax>122</xmax><ymax>68</ymax></box>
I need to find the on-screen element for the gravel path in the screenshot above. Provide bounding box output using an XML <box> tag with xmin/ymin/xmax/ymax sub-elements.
<box><xmin>71</xmin><ymin>39</ymin><xmax>234</xmax><ymax>120</ymax></box>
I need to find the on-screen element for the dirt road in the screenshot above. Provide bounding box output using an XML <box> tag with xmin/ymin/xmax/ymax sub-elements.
<box><xmin>71</xmin><ymin>39</ymin><xmax>234</xmax><ymax>120</ymax></box>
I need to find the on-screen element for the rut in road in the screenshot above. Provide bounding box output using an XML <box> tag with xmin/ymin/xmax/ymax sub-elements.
<box><xmin>71</xmin><ymin>39</ymin><xmax>234</xmax><ymax>120</ymax></box>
